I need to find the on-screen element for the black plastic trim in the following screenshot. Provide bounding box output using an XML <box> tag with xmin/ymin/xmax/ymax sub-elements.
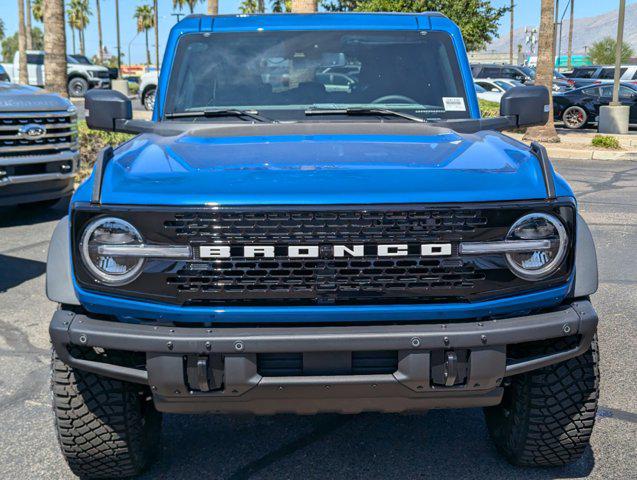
<box><xmin>530</xmin><ymin>141</ymin><xmax>556</xmax><ymax>199</ymax></box>
<box><xmin>90</xmin><ymin>146</ymin><xmax>113</xmax><ymax>204</ymax></box>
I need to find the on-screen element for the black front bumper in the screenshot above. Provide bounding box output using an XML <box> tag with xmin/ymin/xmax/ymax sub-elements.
<box><xmin>50</xmin><ymin>300</ymin><xmax>597</xmax><ymax>414</ymax></box>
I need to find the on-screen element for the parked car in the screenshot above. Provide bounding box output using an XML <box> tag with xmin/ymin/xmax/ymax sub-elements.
<box><xmin>48</xmin><ymin>13</ymin><xmax>599</xmax><ymax>478</ymax></box>
<box><xmin>474</xmin><ymin>78</ymin><xmax>523</xmax><ymax>94</ymax></box>
<box><xmin>0</xmin><ymin>64</ymin><xmax>10</xmax><ymax>82</ymax></box>
<box><xmin>138</xmin><ymin>71</ymin><xmax>158</xmax><ymax>111</ymax></box>
<box><xmin>474</xmin><ymin>82</ymin><xmax>503</xmax><ymax>103</ymax></box>
<box><xmin>471</xmin><ymin>63</ymin><xmax>534</xmax><ymax>83</ymax></box>
<box><xmin>563</xmin><ymin>65</ymin><xmax>637</xmax><ymax>88</ymax></box>
<box><xmin>553</xmin><ymin>82</ymin><xmax>637</xmax><ymax>129</ymax></box>
<box><xmin>0</xmin><ymin>50</ymin><xmax>111</xmax><ymax>97</ymax></box>
<box><xmin>68</xmin><ymin>54</ymin><xmax>119</xmax><ymax>80</ymax></box>
<box><xmin>0</xmin><ymin>82</ymin><xmax>78</xmax><ymax>207</ymax></box>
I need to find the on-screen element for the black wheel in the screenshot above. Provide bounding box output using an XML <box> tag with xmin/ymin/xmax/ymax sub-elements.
<box><xmin>68</xmin><ymin>77</ymin><xmax>89</xmax><ymax>97</ymax></box>
<box><xmin>562</xmin><ymin>106</ymin><xmax>588</xmax><ymax>129</ymax></box>
<box><xmin>51</xmin><ymin>348</ymin><xmax>162</xmax><ymax>479</ymax></box>
<box><xmin>142</xmin><ymin>87</ymin><xmax>156</xmax><ymax>111</ymax></box>
<box><xmin>485</xmin><ymin>335</ymin><xmax>599</xmax><ymax>467</ymax></box>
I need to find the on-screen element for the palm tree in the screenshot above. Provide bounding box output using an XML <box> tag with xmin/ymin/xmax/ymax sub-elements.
<box><xmin>207</xmin><ymin>0</ymin><xmax>218</xmax><ymax>14</ymax></box>
<box><xmin>509</xmin><ymin>1</ymin><xmax>514</xmax><ymax>65</ymax></box>
<box><xmin>290</xmin><ymin>0</ymin><xmax>316</xmax><ymax>12</ymax></box>
<box><xmin>567</xmin><ymin>0</ymin><xmax>575</xmax><ymax>69</ymax></box>
<box><xmin>96</xmin><ymin>0</ymin><xmax>103</xmax><ymax>63</ymax></box>
<box><xmin>154</xmin><ymin>0</ymin><xmax>159</xmax><ymax>68</ymax></box>
<box><xmin>17</xmin><ymin>0</ymin><xmax>28</xmax><ymax>84</ymax></box>
<box><xmin>26</xmin><ymin>0</ymin><xmax>33</xmax><ymax>50</ymax></box>
<box><xmin>134</xmin><ymin>4</ymin><xmax>155</xmax><ymax>66</ymax></box>
<box><xmin>523</xmin><ymin>0</ymin><xmax>559</xmax><ymax>143</ymax></box>
<box><xmin>67</xmin><ymin>7</ymin><xmax>78</xmax><ymax>55</ymax></box>
<box><xmin>32</xmin><ymin>0</ymin><xmax>43</xmax><ymax>22</ymax></box>
<box><xmin>44</xmin><ymin>0</ymin><xmax>68</xmax><ymax>97</ymax></box>
<box><xmin>272</xmin><ymin>0</ymin><xmax>291</xmax><ymax>12</ymax></box>
<box><xmin>68</xmin><ymin>0</ymin><xmax>90</xmax><ymax>56</ymax></box>
<box><xmin>173</xmin><ymin>0</ymin><xmax>203</xmax><ymax>14</ymax></box>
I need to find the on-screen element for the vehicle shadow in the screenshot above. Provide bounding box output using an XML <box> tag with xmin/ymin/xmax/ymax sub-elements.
<box><xmin>141</xmin><ymin>409</ymin><xmax>595</xmax><ymax>480</ymax></box>
<box><xmin>0</xmin><ymin>197</ymin><xmax>68</xmax><ymax>228</ymax></box>
<box><xmin>0</xmin><ymin>254</ymin><xmax>47</xmax><ymax>293</ymax></box>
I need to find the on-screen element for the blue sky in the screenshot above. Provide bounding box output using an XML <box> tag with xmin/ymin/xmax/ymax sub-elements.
<box><xmin>0</xmin><ymin>0</ymin><xmax>635</xmax><ymax>64</ymax></box>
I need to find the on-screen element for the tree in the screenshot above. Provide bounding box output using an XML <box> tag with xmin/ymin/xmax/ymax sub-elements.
<box><xmin>154</xmin><ymin>0</ymin><xmax>159</xmax><ymax>68</ymax></box>
<box><xmin>523</xmin><ymin>0</ymin><xmax>559</xmax><ymax>143</ymax></box>
<box><xmin>26</xmin><ymin>0</ymin><xmax>33</xmax><ymax>50</ymax></box>
<box><xmin>509</xmin><ymin>0</ymin><xmax>514</xmax><ymax>65</ymax></box>
<box><xmin>96</xmin><ymin>0</ymin><xmax>103</xmax><ymax>63</ymax></box>
<box><xmin>291</xmin><ymin>0</ymin><xmax>317</xmax><ymax>11</ymax></box>
<box><xmin>67</xmin><ymin>8</ymin><xmax>77</xmax><ymax>55</ymax></box>
<box><xmin>588</xmin><ymin>37</ymin><xmax>634</xmax><ymax>65</ymax></box>
<box><xmin>17</xmin><ymin>0</ymin><xmax>28</xmax><ymax>84</ymax></box>
<box><xmin>44</xmin><ymin>0</ymin><xmax>68</xmax><ymax>97</ymax></box>
<box><xmin>2</xmin><ymin>28</ymin><xmax>43</xmax><ymax>62</ymax></box>
<box><xmin>32</xmin><ymin>0</ymin><xmax>43</xmax><ymax>22</ymax></box>
<box><xmin>173</xmin><ymin>0</ymin><xmax>204</xmax><ymax>14</ymax></box>
<box><xmin>68</xmin><ymin>0</ymin><xmax>91</xmax><ymax>56</ymax></box>
<box><xmin>567</xmin><ymin>0</ymin><xmax>574</xmax><ymax>69</ymax></box>
<box><xmin>207</xmin><ymin>0</ymin><xmax>219</xmax><ymax>14</ymax></box>
<box><xmin>0</xmin><ymin>18</ymin><xmax>5</xmax><ymax>40</ymax></box>
<box><xmin>272</xmin><ymin>0</ymin><xmax>292</xmax><ymax>12</ymax></box>
<box><xmin>339</xmin><ymin>0</ymin><xmax>509</xmax><ymax>51</ymax></box>
<box><xmin>134</xmin><ymin>4</ymin><xmax>155</xmax><ymax>65</ymax></box>
<box><xmin>322</xmin><ymin>0</ymin><xmax>357</xmax><ymax>10</ymax></box>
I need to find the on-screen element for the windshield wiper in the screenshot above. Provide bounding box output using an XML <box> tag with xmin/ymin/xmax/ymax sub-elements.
<box><xmin>305</xmin><ymin>107</ymin><xmax>426</xmax><ymax>123</ymax></box>
<box><xmin>165</xmin><ymin>109</ymin><xmax>276</xmax><ymax>123</ymax></box>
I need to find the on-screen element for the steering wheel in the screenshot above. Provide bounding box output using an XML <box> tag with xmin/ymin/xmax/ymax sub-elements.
<box><xmin>371</xmin><ymin>95</ymin><xmax>418</xmax><ymax>104</ymax></box>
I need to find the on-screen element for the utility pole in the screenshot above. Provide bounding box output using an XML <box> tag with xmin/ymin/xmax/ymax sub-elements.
<box><xmin>509</xmin><ymin>0</ymin><xmax>514</xmax><ymax>64</ymax></box>
<box><xmin>598</xmin><ymin>0</ymin><xmax>628</xmax><ymax>133</ymax></box>
<box><xmin>154</xmin><ymin>0</ymin><xmax>160</xmax><ymax>69</ymax></box>
<box><xmin>553</xmin><ymin>0</ymin><xmax>560</xmax><ymax>66</ymax></box>
<box><xmin>567</xmin><ymin>0</ymin><xmax>574</xmax><ymax>70</ymax></box>
<box><xmin>115</xmin><ymin>0</ymin><xmax>121</xmax><ymax>72</ymax></box>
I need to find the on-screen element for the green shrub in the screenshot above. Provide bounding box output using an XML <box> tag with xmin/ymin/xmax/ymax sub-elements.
<box><xmin>591</xmin><ymin>134</ymin><xmax>621</xmax><ymax>150</ymax></box>
<box><xmin>479</xmin><ymin>99</ymin><xmax>499</xmax><ymax>118</ymax></box>
<box><xmin>128</xmin><ymin>82</ymin><xmax>139</xmax><ymax>95</ymax></box>
<box><xmin>77</xmin><ymin>120</ymin><xmax>133</xmax><ymax>180</ymax></box>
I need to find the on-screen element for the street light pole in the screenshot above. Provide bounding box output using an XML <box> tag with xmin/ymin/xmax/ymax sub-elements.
<box><xmin>128</xmin><ymin>32</ymin><xmax>140</xmax><ymax>69</ymax></box>
<box><xmin>598</xmin><ymin>0</ymin><xmax>629</xmax><ymax>133</ymax></box>
<box><xmin>115</xmin><ymin>0</ymin><xmax>121</xmax><ymax>72</ymax></box>
<box><xmin>154</xmin><ymin>0</ymin><xmax>160</xmax><ymax>70</ymax></box>
<box><xmin>611</xmin><ymin>0</ymin><xmax>627</xmax><ymax>106</ymax></box>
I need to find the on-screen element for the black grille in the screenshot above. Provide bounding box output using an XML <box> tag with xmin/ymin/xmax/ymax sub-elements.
<box><xmin>71</xmin><ymin>202</ymin><xmax>576</xmax><ymax>307</ymax></box>
<box><xmin>257</xmin><ymin>351</ymin><xmax>398</xmax><ymax>377</ymax></box>
<box><xmin>163</xmin><ymin>209</ymin><xmax>488</xmax><ymax>243</ymax></box>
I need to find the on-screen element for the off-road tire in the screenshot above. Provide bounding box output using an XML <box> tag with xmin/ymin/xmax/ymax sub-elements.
<box><xmin>68</xmin><ymin>77</ymin><xmax>89</xmax><ymax>98</ymax></box>
<box><xmin>485</xmin><ymin>335</ymin><xmax>599</xmax><ymax>467</ymax></box>
<box><xmin>142</xmin><ymin>87</ymin><xmax>156</xmax><ymax>111</ymax></box>
<box><xmin>51</xmin><ymin>348</ymin><xmax>162</xmax><ymax>479</ymax></box>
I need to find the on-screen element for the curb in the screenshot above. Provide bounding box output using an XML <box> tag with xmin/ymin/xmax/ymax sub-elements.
<box><xmin>544</xmin><ymin>147</ymin><xmax>637</xmax><ymax>161</ymax></box>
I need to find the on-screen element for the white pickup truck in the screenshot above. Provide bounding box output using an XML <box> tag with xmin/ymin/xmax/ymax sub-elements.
<box><xmin>1</xmin><ymin>51</ymin><xmax>111</xmax><ymax>97</ymax></box>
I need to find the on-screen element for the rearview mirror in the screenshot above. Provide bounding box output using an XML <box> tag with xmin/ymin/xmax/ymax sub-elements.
<box><xmin>500</xmin><ymin>86</ymin><xmax>549</xmax><ymax>128</ymax></box>
<box><xmin>85</xmin><ymin>89</ymin><xmax>132</xmax><ymax>131</ymax></box>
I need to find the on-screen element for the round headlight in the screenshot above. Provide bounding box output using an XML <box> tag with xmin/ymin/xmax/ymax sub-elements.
<box><xmin>505</xmin><ymin>213</ymin><xmax>568</xmax><ymax>280</ymax></box>
<box><xmin>80</xmin><ymin>217</ymin><xmax>144</xmax><ymax>285</ymax></box>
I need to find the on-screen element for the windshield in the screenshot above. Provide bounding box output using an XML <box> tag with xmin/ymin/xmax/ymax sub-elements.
<box><xmin>68</xmin><ymin>55</ymin><xmax>93</xmax><ymax>65</ymax></box>
<box><xmin>474</xmin><ymin>83</ymin><xmax>486</xmax><ymax>93</ymax></box>
<box><xmin>164</xmin><ymin>30</ymin><xmax>470</xmax><ymax>121</ymax></box>
<box><xmin>494</xmin><ymin>80</ymin><xmax>514</xmax><ymax>90</ymax></box>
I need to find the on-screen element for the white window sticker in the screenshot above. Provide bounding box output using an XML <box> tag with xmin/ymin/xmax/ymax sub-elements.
<box><xmin>442</xmin><ymin>97</ymin><xmax>466</xmax><ymax>112</ymax></box>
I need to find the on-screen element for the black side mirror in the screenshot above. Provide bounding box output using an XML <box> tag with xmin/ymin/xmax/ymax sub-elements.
<box><xmin>85</xmin><ymin>89</ymin><xmax>132</xmax><ymax>131</ymax></box>
<box><xmin>500</xmin><ymin>85</ymin><xmax>549</xmax><ymax>128</ymax></box>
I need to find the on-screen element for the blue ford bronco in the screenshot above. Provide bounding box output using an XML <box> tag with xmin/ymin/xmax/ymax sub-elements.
<box><xmin>47</xmin><ymin>13</ymin><xmax>600</xmax><ymax>478</ymax></box>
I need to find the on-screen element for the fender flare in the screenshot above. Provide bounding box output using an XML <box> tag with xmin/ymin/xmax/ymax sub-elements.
<box><xmin>574</xmin><ymin>213</ymin><xmax>598</xmax><ymax>297</ymax></box>
<box><xmin>46</xmin><ymin>216</ymin><xmax>80</xmax><ymax>305</ymax></box>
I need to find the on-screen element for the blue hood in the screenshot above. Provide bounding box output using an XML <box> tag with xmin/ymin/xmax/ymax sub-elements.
<box><xmin>90</xmin><ymin>124</ymin><xmax>569</xmax><ymax>206</ymax></box>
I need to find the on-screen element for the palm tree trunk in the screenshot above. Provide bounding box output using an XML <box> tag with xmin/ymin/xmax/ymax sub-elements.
<box><xmin>509</xmin><ymin>0</ymin><xmax>514</xmax><ymax>65</ymax></box>
<box><xmin>567</xmin><ymin>0</ymin><xmax>574</xmax><ymax>69</ymax></box>
<box><xmin>80</xmin><ymin>28</ymin><xmax>85</xmax><ymax>56</ymax></box>
<box><xmin>523</xmin><ymin>0</ymin><xmax>560</xmax><ymax>143</ymax></box>
<box><xmin>290</xmin><ymin>0</ymin><xmax>317</xmax><ymax>12</ymax></box>
<box><xmin>71</xmin><ymin>27</ymin><xmax>76</xmax><ymax>55</ymax></box>
<box><xmin>26</xmin><ymin>0</ymin><xmax>33</xmax><ymax>50</ymax></box>
<box><xmin>258</xmin><ymin>0</ymin><xmax>265</xmax><ymax>13</ymax></box>
<box><xmin>207</xmin><ymin>0</ymin><xmax>218</xmax><ymax>14</ymax></box>
<box><xmin>18</xmin><ymin>0</ymin><xmax>28</xmax><ymax>84</ymax></box>
<box><xmin>96</xmin><ymin>0</ymin><xmax>103</xmax><ymax>63</ymax></box>
<box><xmin>44</xmin><ymin>0</ymin><xmax>68</xmax><ymax>97</ymax></box>
<box><xmin>145</xmin><ymin>28</ymin><xmax>150</xmax><ymax>66</ymax></box>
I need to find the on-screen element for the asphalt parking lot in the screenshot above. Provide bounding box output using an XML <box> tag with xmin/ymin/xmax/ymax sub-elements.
<box><xmin>0</xmin><ymin>156</ymin><xmax>635</xmax><ymax>480</ymax></box>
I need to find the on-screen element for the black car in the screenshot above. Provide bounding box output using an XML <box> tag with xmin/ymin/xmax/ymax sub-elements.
<box><xmin>553</xmin><ymin>83</ymin><xmax>637</xmax><ymax>129</ymax></box>
<box><xmin>471</xmin><ymin>63</ymin><xmax>533</xmax><ymax>83</ymax></box>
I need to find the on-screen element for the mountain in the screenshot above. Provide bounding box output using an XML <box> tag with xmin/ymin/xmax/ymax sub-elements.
<box><xmin>481</xmin><ymin>3</ymin><xmax>637</xmax><ymax>54</ymax></box>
